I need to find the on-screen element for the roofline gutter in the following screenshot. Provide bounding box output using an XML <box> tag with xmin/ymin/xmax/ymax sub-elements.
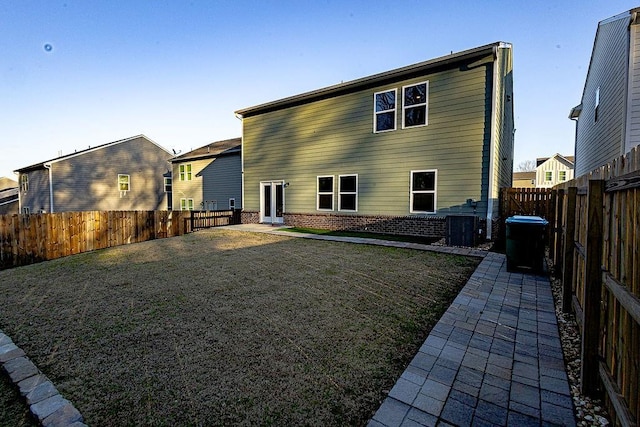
<box><xmin>235</xmin><ymin>42</ymin><xmax>503</xmax><ymax>118</ymax></box>
<box><xmin>44</xmin><ymin>162</ymin><xmax>54</xmax><ymax>213</ymax></box>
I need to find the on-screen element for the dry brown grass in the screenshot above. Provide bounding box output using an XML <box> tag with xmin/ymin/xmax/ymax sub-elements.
<box><xmin>0</xmin><ymin>229</ymin><xmax>478</xmax><ymax>426</ymax></box>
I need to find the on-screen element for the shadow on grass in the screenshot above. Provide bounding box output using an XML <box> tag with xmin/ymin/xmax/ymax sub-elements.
<box><xmin>0</xmin><ymin>229</ymin><xmax>479</xmax><ymax>426</ymax></box>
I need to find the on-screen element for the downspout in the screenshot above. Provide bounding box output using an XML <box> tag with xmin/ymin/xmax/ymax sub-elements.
<box><xmin>44</xmin><ymin>162</ymin><xmax>54</xmax><ymax>213</ymax></box>
<box><xmin>485</xmin><ymin>45</ymin><xmax>500</xmax><ymax>240</ymax></box>
<box><xmin>13</xmin><ymin>171</ymin><xmax>21</xmax><ymax>212</ymax></box>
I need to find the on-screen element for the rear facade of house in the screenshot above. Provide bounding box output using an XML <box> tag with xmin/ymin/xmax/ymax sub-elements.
<box><xmin>571</xmin><ymin>8</ymin><xmax>640</xmax><ymax>176</ymax></box>
<box><xmin>236</xmin><ymin>42</ymin><xmax>514</xmax><ymax>239</ymax></box>
<box><xmin>15</xmin><ymin>135</ymin><xmax>173</xmax><ymax>213</ymax></box>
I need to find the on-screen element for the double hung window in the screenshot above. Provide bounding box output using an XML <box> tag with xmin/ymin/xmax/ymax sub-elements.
<box><xmin>410</xmin><ymin>170</ymin><xmax>437</xmax><ymax>213</ymax></box>
<box><xmin>403</xmin><ymin>82</ymin><xmax>428</xmax><ymax>128</ymax></box>
<box><xmin>20</xmin><ymin>174</ymin><xmax>28</xmax><ymax>192</ymax></box>
<box><xmin>180</xmin><ymin>198</ymin><xmax>194</xmax><ymax>211</ymax></box>
<box><xmin>164</xmin><ymin>177</ymin><xmax>172</xmax><ymax>192</ymax></box>
<box><xmin>338</xmin><ymin>175</ymin><xmax>357</xmax><ymax>211</ymax></box>
<box><xmin>317</xmin><ymin>176</ymin><xmax>334</xmax><ymax>210</ymax></box>
<box><xmin>179</xmin><ymin>164</ymin><xmax>192</xmax><ymax>181</ymax></box>
<box><xmin>374</xmin><ymin>89</ymin><xmax>396</xmax><ymax>132</ymax></box>
<box><xmin>118</xmin><ymin>174</ymin><xmax>130</xmax><ymax>191</ymax></box>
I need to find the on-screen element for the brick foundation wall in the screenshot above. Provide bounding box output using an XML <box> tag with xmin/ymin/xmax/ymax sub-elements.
<box><xmin>283</xmin><ymin>212</ymin><xmax>447</xmax><ymax>238</ymax></box>
<box><xmin>241</xmin><ymin>211</ymin><xmax>260</xmax><ymax>224</ymax></box>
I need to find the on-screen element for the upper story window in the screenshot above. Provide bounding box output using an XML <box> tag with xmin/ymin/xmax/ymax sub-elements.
<box><xmin>338</xmin><ymin>175</ymin><xmax>358</xmax><ymax>211</ymax></box>
<box><xmin>545</xmin><ymin>171</ymin><xmax>553</xmax><ymax>182</ymax></box>
<box><xmin>410</xmin><ymin>170</ymin><xmax>437</xmax><ymax>214</ymax></box>
<box><xmin>118</xmin><ymin>174</ymin><xmax>130</xmax><ymax>191</ymax></box>
<box><xmin>558</xmin><ymin>171</ymin><xmax>567</xmax><ymax>182</ymax></box>
<box><xmin>164</xmin><ymin>177</ymin><xmax>172</xmax><ymax>192</ymax></box>
<box><xmin>20</xmin><ymin>174</ymin><xmax>28</xmax><ymax>192</ymax></box>
<box><xmin>179</xmin><ymin>164</ymin><xmax>192</xmax><ymax>181</ymax></box>
<box><xmin>317</xmin><ymin>176</ymin><xmax>334</xmax><ymax>211</ymax></box>
<box><xmin>403</xmin><ymin>82</ymin><xmax>428</xmax><ymax>128</ymax></box>
<box><xmin>374</xmin><ymin>89</ymin><xmax>396</xmax><ymax>132</ymax></box>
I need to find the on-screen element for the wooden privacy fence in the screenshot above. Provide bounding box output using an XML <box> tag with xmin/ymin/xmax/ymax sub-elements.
<box><xmin>498</xmin><ymin>187</ymin><xmax>555</xmax><ymax>249</ymax></box>
<box><xmin>0</xmin><ymin>209</ymin><xmax>240</xmax><ymax>270</ymax></box>
<box><xmin>190</xmin><ymin>209</ymin><xmax>241</xmax><ymax>231</ymax></box>
<box><xmin>553</xmin><ymin>146</ymin><xmax>640</xmax><ymax>427</ymax></box>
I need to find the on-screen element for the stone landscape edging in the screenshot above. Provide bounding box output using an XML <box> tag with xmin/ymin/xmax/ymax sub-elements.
<box><xmin>0</xmin><ymin>329</ymin><xmax>86</xmax><ymax>427</ymax></box>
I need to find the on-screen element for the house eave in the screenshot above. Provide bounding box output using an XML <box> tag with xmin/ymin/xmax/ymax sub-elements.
<box><xmin>235</xmin><ymin>42</ymin><xmax>507</xmax><ymax>118</ymax></box>
<box><xmin>170</xmin><ymin>147</ymin><xmax>241</xmax><ymax>163</ymax></box>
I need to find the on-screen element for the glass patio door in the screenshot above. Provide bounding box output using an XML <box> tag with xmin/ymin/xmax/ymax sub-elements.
<box><xmin>260</xmin><ymin>181</ymin><xmax>284</xmax><ymax>224</ymax></box>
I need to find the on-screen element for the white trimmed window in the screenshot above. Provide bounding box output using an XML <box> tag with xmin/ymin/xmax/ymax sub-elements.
<box><xmin>317</xmin><ymin>176</ymin><xmax>334</xmax><ymax>211</ymax></box>
<box><xmin>22</xmin><ymin>207</ymin><xmax>30</xmax><ymax>215</ymax></box>
<box><xmin>20</xmin><ymin>174</ymin><xmax>28</xmax><ymax>192</ymax></box>
<box><xmin>164</xmin><ymin>177</ymin><xmax>172</xmax><ymax>192</ymax></box>
<box><xmin>118</xmin><ymin>174</ymin><xmax>130</xmax><ymax>191</ymax></box>
<box><xmin>558</xmin><ymin>171</ymin><xmax>567</xmax><ymax>182</ymax></box>
<box><xmin>179</xmin><ymin>164</ymin><xmax>192</xmax><ymax>181</ymax></box>
<box><xmin>374</xmin><ymin>89</ymin><xmax>396</xmax><ymax>132</ymax></box>
<box><xmin>180</xmin><ymin>198</ymin><xmax>194</xmax><ymax>211</ymax></box>
<box><xmin>229</xmin><ymin>198</ymin><xmax>236</xmax><ymax>209</ymax></box>
<box><xmin>403</xmin><ymin>82</ymin><xmax>428</xmax><ymax>128</ymax></box>
<box><xmin>338</xmin><ymin>174</ymin><xmax>358</xmax><ymax>211</ymax></box>
<box><xmin>410</xmin><ymin>170</ymin><xmax>437</xmax><ymax>213</ymax></box>
<box><xmin>545</xmin><ymin>171</ymin><xmax>553</xmax><ymax>182</ymax></box>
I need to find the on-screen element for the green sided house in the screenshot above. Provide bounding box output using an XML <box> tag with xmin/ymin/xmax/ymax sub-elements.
<box><xmin>235</xmin><ymin>42</ymin><xmax>514</xmax><ymax>240</ymax></box>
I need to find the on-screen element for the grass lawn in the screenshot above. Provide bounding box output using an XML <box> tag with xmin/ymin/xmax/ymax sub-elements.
<box><xmin>0</xmin><ymin>229</ymin><xmax>478</xmax><ymax>426</ymax></box>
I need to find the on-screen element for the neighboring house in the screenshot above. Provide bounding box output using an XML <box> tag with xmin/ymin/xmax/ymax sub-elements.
<box><xmin>570</xmin><ymin>8</ymin><xmax>640</xmax><ymax>176</ymax></box>
<box><xmin>170</xmin><ymin>138</ymin><xmax>242</xmax><ymax>211</ymax></box>
<box><xmin>512</xmin><ymin>171</ymin><xmax>536</xmax><ymax>188</ymax></box>
<box><xmin>14</xmin><ymin>135</ymin><xmax>173</xmax><ymax>213</ymax></box>
<box><xmin>235</xmin><ymin>42</ymin><xmax>514</xmax><ymax>239</ymax></box>
<box><xmin>535</xmin><ymin>154</ymin><xmax>575</xmax><ymax>188</ymax></box>
<box><xmin>0</xmin><ymin>177</ymin><xmax>19</xmax><ymax>215</ymax></box>
<box><xmin>0</xmin><ymin>177</ymin><xmax>18</xmax><ymax>191</ymax></box>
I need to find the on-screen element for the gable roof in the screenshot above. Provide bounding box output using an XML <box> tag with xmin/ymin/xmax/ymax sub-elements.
<box><xmin>235</xmin><ymin>41</ymin><xmax>510</xmax><ymax>118</ymax></box>
<box><xmin>170</xmin><ymin>138</ymin><xmax>241</xmax><ymax>163</ymax></box>
<box><xmin>513</xmin><ymin>171</ymin><xmax>536</xmax><ymax>180</ymax></box>
<box><xmin>14</xmin><ymin>135</ymin><xmax>171</xmax><ymax>173</ymax></box>
<box><xmin>536</xmin><ymin>154</ymin><xmax>575</xmax><ymax>168</ymax></box>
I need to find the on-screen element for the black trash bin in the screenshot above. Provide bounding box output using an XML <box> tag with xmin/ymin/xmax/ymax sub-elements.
<box><xmin>505</xmin><ymin>215</ymin><xmax>548</xmax><ymax>273</ymax></box>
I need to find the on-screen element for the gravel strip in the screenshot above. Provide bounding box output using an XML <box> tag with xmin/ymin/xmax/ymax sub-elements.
<box><xmin>548</xmin><ymin>259</ymin><xmax>610</xmax><ymax>427</ymax></box>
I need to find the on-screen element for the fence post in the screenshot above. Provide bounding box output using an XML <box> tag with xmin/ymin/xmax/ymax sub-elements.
<box><xmin>549</xmin><ymin>189</ymin><xmax>557</xmax><ymax>260</ymax></box>
<box><xmin>581</xmin><ymin>180</ymin><xmax>604</xmax><ymax>396</ymax></box>
<box><xmin>562</xmin><ymin>187</ymin><xmax>577</xmax><ymax>313</ymax></box>
<box><xmin>553</xmin><ymin>189</ymin><xmax>564</xmax><ymax>276</ymax></box>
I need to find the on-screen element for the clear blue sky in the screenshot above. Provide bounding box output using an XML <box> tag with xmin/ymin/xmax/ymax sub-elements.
<box><xmin>1</xmin><ymin>1</ymin><xmax>638</xmax><ymax>179</ymax></box>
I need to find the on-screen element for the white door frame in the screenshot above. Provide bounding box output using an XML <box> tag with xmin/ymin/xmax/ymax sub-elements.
<box><xmin>259</xmin><ymin>180</ymin><xmax>285</xmax><ymax>224</ymax></box>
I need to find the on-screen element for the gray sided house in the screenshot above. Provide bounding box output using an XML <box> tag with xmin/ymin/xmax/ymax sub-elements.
<box><xmin>235</xmin><ymin>42</ymin><xmax>514</xmax><ymax>239</ymax></box>
<box><xmin>15</xmin><ymin>135</ymin><xmax>173</xmax><ymax>213</ymax></box>
<box><xmin>0</xmin><ymin>177</ymin><xmax>19</xmax><ymax>215</ymax></box>
<box><xmin>570</xmin><ymin>8</ymin><xmax>640</xmax><ymax>176</ymax></box>
<box><xmin>170</xmin><ymin>138</ymin><xmax>242</xmax><ymax>211</ymax></box>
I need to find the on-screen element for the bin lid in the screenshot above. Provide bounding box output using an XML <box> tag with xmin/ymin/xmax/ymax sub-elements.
<box><xmin>505</xmin><ymin>215</ymin><xmax>549</xmax><ymax>225</ymax></box>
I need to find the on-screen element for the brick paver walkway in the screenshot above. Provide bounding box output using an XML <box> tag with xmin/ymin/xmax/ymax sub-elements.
<box><xmin>369</xmin><ymin>252</ymin><xmax>575</xmax><ymax>427</ymax></box>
